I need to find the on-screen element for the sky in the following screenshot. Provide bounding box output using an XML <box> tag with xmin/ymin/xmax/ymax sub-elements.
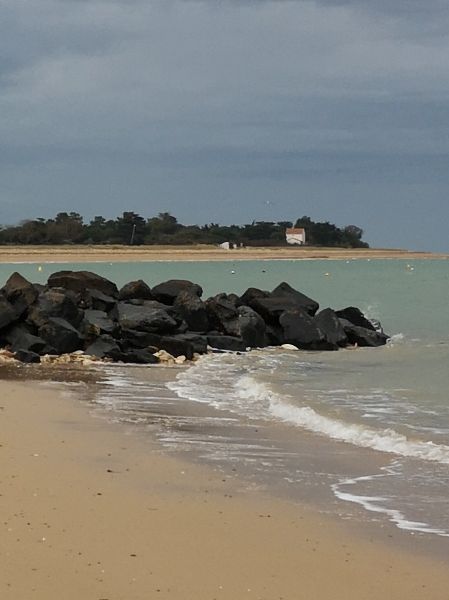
<box><xmin>1</xmin><ymin>0</ymin><xmax>449</xmax><ymax>251</ymax></box>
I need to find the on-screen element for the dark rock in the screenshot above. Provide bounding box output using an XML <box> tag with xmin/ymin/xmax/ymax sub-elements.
<box><xmin>27</xmin><ymin>288</ymin><xmax>83</xmax><ymax>329</ymax></box>
<box><xmin>47</xmin><ymin>270</ymin><xmax>119</xmax><ymax>298</ymax></box>
<box><xmin>108</xmin><ymin>348</ymin><xmax>160</xmax><ymax>364</ymax></box>
<box><xmin>205</xmin><ymin>294</ymin><xmax>238</xmax><ymax>333</ymax></box>
<box><xmin>170</xmin><ymin>333</ymin><xmax>208</xmax><ymax>355</ymax></box>
<box><xmin>227</xmin><ymin>293</ymin><xmax>243</xmax><ymax>307</ymax></box>
<box><xmin>86</xmin><ymin>289</ymin><xmax>118</xmax><ymax>312</ymax></box>
<box><xmin>279</xmin><ymin>308</ymin><xmax>337</xmax><ymax>350</ymax></box>
<box><xmin>121</xmin><ymin>298</ymin><xmax>176</xmax><ymax>313</ymax></box>
<box><xmin>176</xmin><ymin>320</ymin><xmax>189</xmax><ymax>334</ymax></box>
<box><xmin>265</xmin><ymin>324</ymin><xmax>285</xmax><ymax>346</ymax></box>
<box><xmin>83</xmin><ymin>309</ymin><xmax>117</xmax><ymax>338</ymax></box>
<box><xmin>335</xmin><ymin>307</ymin><xmax>376</xmax><ymax>331</ymax></box>
<box><xmin>141</xmin><ymin>299</ymin><xmax>177</xmax><ymax>313</ymax></box>
<box><xmin>339</xmin><ymin>319</ymin><xmax>389</xmax><ymax>347</ymax></box>
<box><xmin>248</xmin><ymin>296</ymin><xmax>309</xmax><ymax>326</ymax></box>
<box><xmin>117</xmin><ymin>302</ymin><xmax>177</xmax><ymax>334</ymax></box>
<box><xmin>174</xmin><ymin>291</ymin><xmax>210</xmax><ymax>332</ymax></box>
<box><xmin>118</xmin><ymin>280</ymin><xmax>153</xmax><ymax>301</ymax></box>
<box><xmin>224</xmin><ymin>306</ymin><xmax>267</xmax><ymax>348</ymax></box>
<box><xmin>15</xmin><ymin>349</ymin><xmax>41</xmax><ymax>363</ymax></box>
<box><xmin>38</xmin><ymin>318</ymin><xmax>84</xmax><ymax>354</ymax></box>
<box><xmin>270</xmin><ymin>282</ymin><xmax>319</xmax><ymax>316</ymax></box>
<box><xmin>1</xmin><ymin>272</ymin><xmax>38</xmax><ymax>317</ymax></box>
<box><xmin>151</xmin><ymin>279</ymin><xmax>203</xmax><ymax>305</ymax></box>
<box><xmin>3</xmin><ymin>324</ymin><xmax>48</xmax><ymax>354</ymax></box>
<box><xmin>120</xmin><ymin>328</ymin><xmax>159</xmax><ymax>349</ymax></box>
<box><xmin>207</xmin><ymin>335</ymin><xmax>247</xmax><ymax>352</ymax></box>
<box><xmin>125</xmin><ymin>298</ymin><xmax>144</xmax><ymax>306</ymax></box>
<box><xmin>314</xmin><ymin>308</ymin><xmax>348</xmax><ymax>347</ymax></box>
<box><xmin>85</xmin><ymin>334</ymin><xmax>121</xmax><ymax>359</ymax></box>
<box><xmin>240</xmin><ymin>287</ymin><xmax>269</xmax><ymax>306</ymax></box>
<box><xmin>0</xmin><ymin>295</ymin><xmax>18</xmax><ymax>331</ymax></box>
<box><xmin>135</xmin><ymin>334</ymin><xmax>195</xmax><ymax>360</ymax></box>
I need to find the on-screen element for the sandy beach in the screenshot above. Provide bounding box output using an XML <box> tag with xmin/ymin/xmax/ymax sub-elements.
<box><xmin>0</xmin><ymin>244</ymin><xmax>446</xmax><ymax>264</ymax></box>
<box><xmin>0</xmin><ymin>376</ymin><xmax>448</xmax><ymax>600</ymax></box>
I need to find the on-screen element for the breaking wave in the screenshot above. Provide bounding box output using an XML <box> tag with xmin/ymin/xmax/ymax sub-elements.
<box><xmin>236</xmin><ymin>376</ymin><xmax>449</xmax><ymax>464</ymax></box>
<box><xmin>168</xmin><ymin>356</ymin><xmax>449</xmax><ymax>465</ymax></box>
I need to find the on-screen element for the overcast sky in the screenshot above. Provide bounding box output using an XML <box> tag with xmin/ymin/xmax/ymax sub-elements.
<box><xmin>1</xmin><ymin>0</ymin><xmax>448</xmax><ymax>250</ymax></box>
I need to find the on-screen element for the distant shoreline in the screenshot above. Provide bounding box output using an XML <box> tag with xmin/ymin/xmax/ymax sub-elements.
<box><xmin>0</xmin><ymin>244</ymin><xmax>447</xmax><ymax>264</ymax></box>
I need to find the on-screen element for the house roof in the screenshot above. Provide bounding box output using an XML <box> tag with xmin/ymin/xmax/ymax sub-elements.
<box><xmin>286</xmin><ymin>227</ymin><xmax>305</xmax><ymax>234</ymax></box>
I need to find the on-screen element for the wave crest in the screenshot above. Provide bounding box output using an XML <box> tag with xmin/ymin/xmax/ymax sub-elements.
<box><xmin>236</xmin><ymin>375</ymin><xmax>449</xmax><ymax>464</ymax></box>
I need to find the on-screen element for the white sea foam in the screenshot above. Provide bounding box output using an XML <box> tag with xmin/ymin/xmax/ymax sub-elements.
<box><xmin>168</xmin><ymin>356</ymin><xmax>449</xmax><ymax>465</ymax></box>
<box><xmin>387</xmin><ymin>332</ymin><xmax>406</xmax><ymax>346</ymax></box>
<box><xmin>235</xmin><ymin>376</ymin><xmax>449</xmax><ymax>465</ymax></box>
<box><xmin>332</xmin><ymin>471</ymin><xmax>449</xmax><ymax>537</ymax></box>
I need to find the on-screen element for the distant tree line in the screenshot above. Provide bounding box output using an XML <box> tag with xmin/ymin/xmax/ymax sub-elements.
<box><xmin>0</xmin><ymin>211</ymin><xmax>369</xmax><ymax>248</ymax></box>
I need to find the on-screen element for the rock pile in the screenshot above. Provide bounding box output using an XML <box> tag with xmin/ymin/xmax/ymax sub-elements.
<box><xmin>0</xmin><ymin>270</ymin><xmax>389</xmax><ymax>364</ymax></box>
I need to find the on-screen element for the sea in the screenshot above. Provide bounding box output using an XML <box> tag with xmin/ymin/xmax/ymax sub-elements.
<box><xmin>1</xmin><ymin>257</ymin><xmax>449</xmax><ymax>546</ymax></box>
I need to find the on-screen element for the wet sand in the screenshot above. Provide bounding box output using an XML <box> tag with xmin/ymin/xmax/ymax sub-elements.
<box><xmin>1</xmin><ymin>377</ymin><xmax>449</xmax><ymax>599</ymax></box>
<box><xmin>0</xmin><ymin>244</ymin><xmax>446</xmax><ymax>264</ymax></box>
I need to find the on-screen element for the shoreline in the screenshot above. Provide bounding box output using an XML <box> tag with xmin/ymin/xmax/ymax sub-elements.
<box><xmin>1</xmin><ymin>375</ymin><xmax>449</xmax><ymax>599</ymax></box>
<box><xmin>0</xmin><ymin>244</ymin><xmax>447</xmax><ymax>264</ymax></box>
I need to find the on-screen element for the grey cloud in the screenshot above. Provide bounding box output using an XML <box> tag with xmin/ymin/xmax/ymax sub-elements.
<box><xmin>0</xmin><ymin>0</ymin><xmax>448</xmax><ymax>249</ymax></box>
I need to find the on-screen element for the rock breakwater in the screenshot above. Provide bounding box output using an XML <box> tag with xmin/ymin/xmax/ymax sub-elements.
<box><xmin>0</xmin><ymin>270</ymin><xmax>389</xmax><ymax>364</ymax></box>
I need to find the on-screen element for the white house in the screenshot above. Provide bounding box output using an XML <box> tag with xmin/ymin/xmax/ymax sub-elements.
<box><xmin>285</xmin><ymin>227</ymin><xmax>306</xmax><ymax>245</ymax></box>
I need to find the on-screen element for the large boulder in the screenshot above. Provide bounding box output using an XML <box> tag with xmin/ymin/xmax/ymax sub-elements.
<box><xmin>118</xmin><ymin>280</ymin><xmax>152</xmax><ymax>301</ymax></box>
<box><xmin>38</xmin><ymin>317</ymin><xmax>84</xmax><ymax>354</ymax></box>
<box><xmin>335</xmin><ymin>307</ymin><xmax>376</xmax><ymax>331</ymax></box>
<box><xmin>270</xmin><ymin>282</ymin><xmax>319</xmax><ymax>316</ymax></box>
<box><xmin>85</xmin><ymin>334</ymin><xmax>121</xmax><ymax>359</ymax></box>
<box><xmin>246</xmin><ymin>282</ymin><xmax>319</xmax><ymax>326</ymax></box>
<box><xmin>224</xmin><ymin>306</ymin><xmax>267</xmax><ymax>348</ymax></box>
<box><xmin>205</xmin><ymin>294</ymin><xmax>239</xmax><ymax>333</ymax></box>
<box><xmin>151</xmin><ymin>279</ymin><xmax>203</xmax><ymax>305</ymax></box>
<box><xmin>85</xmin><ymin>289</ymin><xmax>118</xmax><ymax>313</ymax></box>
<box><xmin>314</xmin><ymin>308</ymin><xmax>348</xmax><ymax>347</ymax></box>
<box><xmin>120</xmin><ymin>332</ymin><xmax>195</xmax><ymax>360</ymax></box>
<box><xmin>116</xmin><ymin>302</ymin><xmax>177</xmax><ymax>334</ymax></box>
<box><xmin>207</xmin><ymin>335</ymin><xmax>246</xmax><ymax>352</ymax></box>
<box><xmin>27</xmin><ymin>288</ymin><xmax>83</xmax><ymax>329</ymax></box>
<box><xmin>265</xmin><ymin>324</ymin><xmax>285</xmax><ymax>346</ymax></box>
<box><xmin>82</xmin><ymin>309</ymin><xmax>117</xmax><ymax>338</ymax></box>
<box><xmin>15</xmin><ymin>349</ymin><xmax>41</xmax><ymax>363</ymax></box>
<box><xmin>1</xmin><ymin>272</ymin><xmax>38</xmax><ymax>317</ymax></box>
<box><xmin>240</xmin><ymin>287</ymin><xmax>269</xmax><ymax>306</ymax></box>
<box><xmin>3</xmin><ymin>323</ymin><xmax>49</xmax><ymax>354</ymax></box>
<box><xmin>247</xmin><ymin>296</ymin><xmax>308</xmax><ymax>326</ymax></box>
<box><xmin>0</xmin><ymin>294</ymin><xmax>18</xmax><ymax>331</ymax></box>
<box><xmin>339</xmin><ymin>319</ymin><xmax>389</xmax><ymax>347</ymax></box>
<box><xmin>107</xmin><ymin>347</ymin><xmax>160</xmax><ymax>364</ymax></box>
<box><xmin>47</xmin><ymin>270</ymin><xmax>119</xmax><ymax>298</ymax></box>
<box><xmin>279</xmin><ymin>308</ymin><xmax>336</xmax><ymax>350</ymax></box>
<box><xmin>120</xmin><ymin>328</ymin><xmax>160</xmax><ymax>350</ymax></box>
<box><xmin>174</xmin><ymin>291</ymin><xmax>210</xmax><ymax>332</ymax></box>
<box><xmin>171</xmin><ymin>333</ymin><xmax>208</xmax><ymax>355</ymax></box>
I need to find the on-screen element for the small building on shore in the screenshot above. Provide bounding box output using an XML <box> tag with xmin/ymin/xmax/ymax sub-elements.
<box><xmin>285</xmin><ymin>227</ymin><xmax>306</xmax><ymax>245</ymax></box>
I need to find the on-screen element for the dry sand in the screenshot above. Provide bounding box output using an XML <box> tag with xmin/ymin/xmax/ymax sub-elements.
<box><xmin>1</xmin><ymin>378</ymin><xmax>449</xmax><ymax>599</ymax></box>
<box><xmin>0</xmin><ymin>244</ymin><xmax>447</xmax><ymax>264</ymax></box>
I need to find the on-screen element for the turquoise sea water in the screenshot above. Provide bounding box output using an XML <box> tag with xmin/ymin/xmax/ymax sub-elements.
<box><xmin>2</xmin><ymin>257</ymin><xmax>448</xmax><ymax>338</ymax></box>
<box><xmin>2</xmin><ymin>258</ymin><xmax>449</xmax><ymax>540</ymax></box>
